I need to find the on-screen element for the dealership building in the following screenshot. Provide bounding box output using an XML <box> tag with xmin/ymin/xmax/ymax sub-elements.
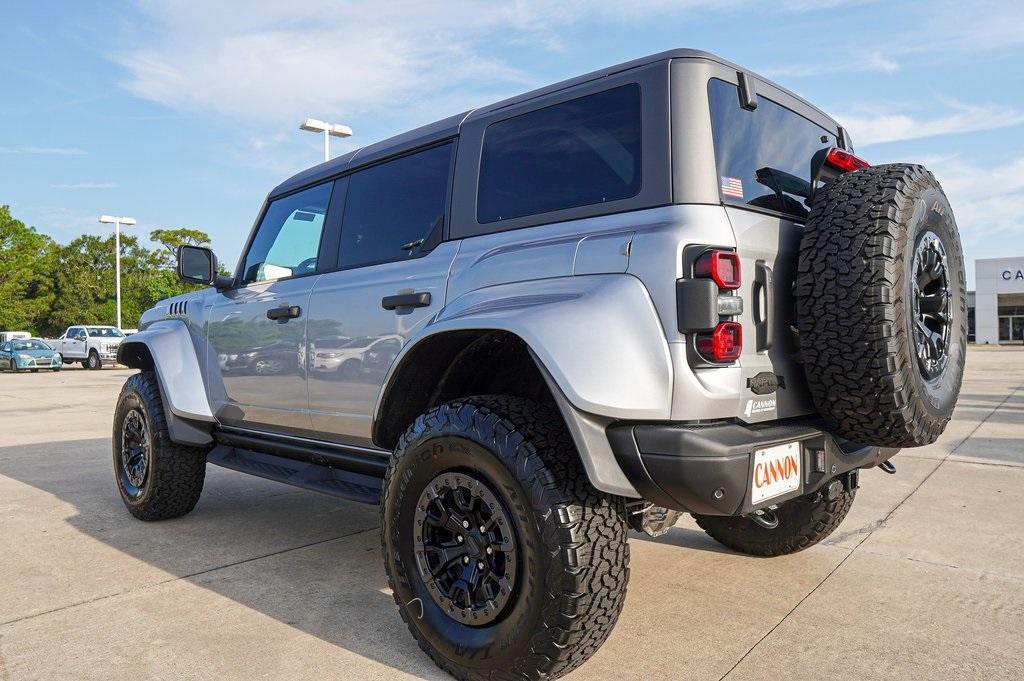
<box><xmin>972</xmin><ymin>257</ymin><xmax>1024</xmax><ymax>344</ymax></box>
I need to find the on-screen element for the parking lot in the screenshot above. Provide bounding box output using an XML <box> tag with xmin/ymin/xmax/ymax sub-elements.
<box><xmin>0</xmin><ymin>347</ymin><xmax>1021</xmax><ymax>680</ymax></box>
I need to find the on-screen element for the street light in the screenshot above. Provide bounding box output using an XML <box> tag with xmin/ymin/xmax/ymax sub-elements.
<box><xmin>300</xmin><ymin>118</ymin><xmax>353</xmax><ymax>162</ymax></box>
<box><xmin>98</xmin><ymin>215</ymin><xmax>136</xmax><ymax>331</ymax></box>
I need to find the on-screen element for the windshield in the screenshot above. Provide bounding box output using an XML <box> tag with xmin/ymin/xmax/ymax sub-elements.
<box><xmin>87</xmin><ymin>327</ymin><xmax>125</xmax><ymax>338</ymax></box>
<box><xmin>12</xmin><ymin>340</ymin><xmax>52</xmax><ymax>351</ymax></box>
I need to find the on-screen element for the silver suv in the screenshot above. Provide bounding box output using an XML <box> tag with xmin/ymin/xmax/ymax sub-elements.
<box><xmin>113</xmin><ymin>49</ymin><xmax>966</xmax><ymax>680</ymax></box>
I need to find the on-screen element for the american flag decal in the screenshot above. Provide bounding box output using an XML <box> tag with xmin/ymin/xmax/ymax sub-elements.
<box><xmin>721</xmin><ymin>176</ymin><xmax>744</xmax><ymax>198</ymax></box>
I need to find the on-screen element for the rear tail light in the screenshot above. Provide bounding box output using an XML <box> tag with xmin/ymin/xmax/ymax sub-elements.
<box><xmin>824</xmin><ymin>148</ymin><xmax>870</xmax><ymax>173</ymax></box>
<box><xmin>694</xmin><ymin>250</ymin><xmax>741</xmax><ymax>290</ymax></box>
<box><xmin>696</xmin><ymin>322</ymin><xmax>742</xmax><ymax>363</ymax></box>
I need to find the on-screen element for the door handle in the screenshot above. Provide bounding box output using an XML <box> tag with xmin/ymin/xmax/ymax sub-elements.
<box><xmin>381</xmin><ymin>292</ymin><xmax>431</xmax><ymax>310</ymax></box>
<box><xmin>753</xmin><ymin>261</ymin><xmax>774</xmax><ymax>351</ymax></box>
<box><xmin>267</xmin><ymin>305</ymin><xmax>302</xmax><ymax>321</ymax></box>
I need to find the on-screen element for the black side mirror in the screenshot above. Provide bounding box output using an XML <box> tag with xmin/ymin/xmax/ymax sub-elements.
<box><xmin>177</xmin><ymin>245</ymin><xmax>231</xmax><ymax>288</ymax></box>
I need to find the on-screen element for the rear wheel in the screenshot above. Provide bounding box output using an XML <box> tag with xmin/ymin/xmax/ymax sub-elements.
<box><xmin>693</xmin><ymin>488</ymin><xmax>856</xmax><ymax>557</ymax></box>
<box><xmin>113</xmin><ymin>371</ymin><xmax>208</xmax><ymax>520</ymax></box>
<box><xmin>382</xmin><ymin>396</ymin><xmax>629</xmax><ymax>681</ymax></box>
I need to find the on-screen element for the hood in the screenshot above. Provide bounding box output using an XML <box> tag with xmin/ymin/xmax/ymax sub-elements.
<box><xmin>13</xmin><ymin>347</ymin><xmax>56</xmax><ymax>357</ymax></box>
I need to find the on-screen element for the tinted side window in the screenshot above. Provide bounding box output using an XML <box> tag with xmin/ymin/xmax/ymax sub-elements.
<box><xmin>477</xmin><ymin>84</ymin><xmax>642</xmax><ymax>224</ymax></box>
<box><xmin>708</xmin><ymin>78</ymin><xmax>837</xmax><ymax>220</ymax></box>
<box><xmin>339</xmin><ymin>143</ymin><xmax>453</xmax><ymax>269</ymax></box>
<box><xmin>241</xmin><ymin>182</ymin><xmax>333</xmax><ymax>284</ymax></box>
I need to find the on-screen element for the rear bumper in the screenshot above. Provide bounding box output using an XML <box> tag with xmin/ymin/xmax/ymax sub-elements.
<box><xmin>608</xmin><ymin>418</ymin><xmax>898</xmax><ymax>516</ymax></box>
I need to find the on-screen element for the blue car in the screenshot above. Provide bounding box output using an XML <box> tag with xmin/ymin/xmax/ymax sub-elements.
<box><xmin>0</xmin><ymin>338</ymin><xmax>63</xmax><ymax>372</ymax></box>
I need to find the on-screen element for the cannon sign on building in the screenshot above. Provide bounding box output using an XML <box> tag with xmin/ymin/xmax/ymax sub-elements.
<box><xmin>974</xmin><ymin>257</ymin><xmax>1024</xmax><ymax>344</ymax></box>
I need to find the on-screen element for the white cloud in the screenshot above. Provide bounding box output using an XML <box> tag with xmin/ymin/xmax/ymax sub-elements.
<box><xmin>840</xmin><ymin>101</ymin><xmax>1024</xmax><ymax>146</ymax></box>
<box><xmin>117</xmin><ymin>1</ymin><xmax>579</xmax><ymax>123</ymax></box>
<box><xmin>118</xmin><ymin>0</ymin><xmax>870</xmax><ymax>124</ymax></box>
<box><xmin>766</xmin><ymin>51</ymin><xmax>900</xmax><ymax>78</ymax></box>
<box><xmin>50</xmin><ymin>182</ymin><xmax>119</xmax><ymax>189</ymax></box>
<box><xmin>912</xmin><ymin>154</ymin><xmax>1024</xmax><ymax>244</ymax></box>
<box><xmin>0</xmin><ymin>146</ymin><xmax>86</xmax><ymax>155</ymax></box>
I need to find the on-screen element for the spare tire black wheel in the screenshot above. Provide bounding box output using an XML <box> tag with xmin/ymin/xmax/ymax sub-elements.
<box><xmin>796</xmin><ymin>164</ymin><xmax>967</xmax><ymax>448</ymax></box>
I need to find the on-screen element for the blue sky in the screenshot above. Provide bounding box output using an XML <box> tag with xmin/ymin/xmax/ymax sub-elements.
<box><xmin>2</xmin><ymin>0</ymin><xmax>1022</xmax><ymax>284</ymax></box>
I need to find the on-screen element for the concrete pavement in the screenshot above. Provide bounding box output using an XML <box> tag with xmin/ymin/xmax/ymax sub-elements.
<box><xmin>1</xmin><ymin>348</ymin><xmax>1022</xmax><ymax>680</ymax></box>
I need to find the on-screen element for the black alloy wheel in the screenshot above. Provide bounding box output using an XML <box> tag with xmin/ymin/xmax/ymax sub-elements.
<box><xmin>118</xmin><ymin>408</ymin><xmax>150</xmax><ymax>498</ymax></box>
<box><xmin>413</xmin><ymin>471</ymin><xmax>517</xmax><ymax>626</ymax></box>
<box><xmin>912</xmin><ymin>231</ymin><xmax>952</xmax><ymax>380</ymax></box>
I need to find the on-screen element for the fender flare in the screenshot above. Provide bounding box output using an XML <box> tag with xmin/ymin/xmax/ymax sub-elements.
<box><xmin>118</xmin><ymin>320</ymin><xmax>215</xmax><ymax>445</ymax></box>
<box><xmin>373</xmin><ymin>275</ymin><xmax>673</xmax><ymax>496</ymax></box>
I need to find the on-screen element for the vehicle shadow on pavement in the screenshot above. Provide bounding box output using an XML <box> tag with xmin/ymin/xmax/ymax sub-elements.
<box><xmin>0</xmin><ymin>438</ymin><xmax>447</xmax><ymax>679</ymax></box>
<box><xmin>628</xmin><ymin>526</ymin><xmax>740</xmax><ymax>555</ymax></box>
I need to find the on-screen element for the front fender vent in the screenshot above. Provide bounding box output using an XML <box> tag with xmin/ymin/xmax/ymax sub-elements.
<box><xmin>168</xmin><ymin>300</ymin><xmax>189</xmax><ymax>317</ymax></box>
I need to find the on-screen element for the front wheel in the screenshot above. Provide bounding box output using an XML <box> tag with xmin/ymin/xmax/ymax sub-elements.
<box><xmin>693</xmin><ymin>488</ymin><xmax>856</xmax><ymax>557</ymax></box>
<box><xmin>382</xmin><ymin>396</ymin><xmax>630</xmax><ymax>681</ymax></box>
<box><xmin>113</xmin><ymin>371</ymin><xmax>208</xmax><ymax>520</ymax></box>
<box><xmin>86</xmin><ymin>351</ymin><xmax>101</xmax><ymax>370</ymax></box>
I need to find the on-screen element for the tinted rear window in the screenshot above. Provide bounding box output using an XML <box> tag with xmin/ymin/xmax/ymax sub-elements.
<box><xmin>339</xmin><ymin>142</ymin><xmax>453</xmax><ymax>269</ymax></box>
<box><xmin>708</xmin><ymin>78</ymin><xmax>837</xmax><ymax>220</ymax></box>
<box><xmin>477</xmin><ymin>84</ymin><xmax>642</xmax><ymax>224</ymax></box>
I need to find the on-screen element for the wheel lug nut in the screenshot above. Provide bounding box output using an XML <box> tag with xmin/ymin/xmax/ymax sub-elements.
<box><xmin>479</xmin><ymin>526</ymin><xmax>486</xmax><ymax>533</ymax></box>
<box><xmin>457</xmin><ymin>535</ymin><xmax>464</xmax><ymax>542</ymax></box>
<box><xmin>477</xmin><ymin>561</ymin><xmax>485</xmax><ymax>570</ymax></box>
<box><xmin>462</xmin><ymin>520</ymin><xmax>470</xmax><ymax>528</ymax></box>
<box><xmin>486</xmin><ymin>546</ymin><xmax>493</xmax><ymax>555</ymax></box>
<box><xmin>463</xmin><ymin>557</ymin><xmax>470</xmax><ymax>564</ymax></box>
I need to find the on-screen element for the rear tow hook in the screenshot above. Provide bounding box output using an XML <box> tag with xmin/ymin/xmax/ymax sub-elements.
<box><xmin>877</xmin><ymin>460</ymin><xmax>897</xmax><ymax>475</ymax></box>
<box><xmin>749</xmin><ymin>509</ymin><xmax>779</xmax><ymax>530</ymax></box>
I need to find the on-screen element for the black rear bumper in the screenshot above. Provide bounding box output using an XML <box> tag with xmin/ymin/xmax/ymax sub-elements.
<box><xmin>608</xmin><ymin>418</ymin><xmax>898</xmax><ymax>516</ymax></box>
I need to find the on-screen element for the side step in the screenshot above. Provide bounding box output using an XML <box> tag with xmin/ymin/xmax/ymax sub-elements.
<box><xmin>207</xmin><ymin>444</ymin><xmax>383</xmax><ymax>505</ymax></box>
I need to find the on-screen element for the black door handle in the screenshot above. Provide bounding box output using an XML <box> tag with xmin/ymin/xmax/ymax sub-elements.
<box><xmin>753</xmin><ymin>261</ymin><xmax>773</xmax><ymax>351</ymax></box>
<box><xmin>382</xmin><ymin>292</ymin><xmax>431</xmax><ymax>310</ymax></box>
<box><xmin>267</xmin><ymin>305</ymin><xmax>302</xmax><ymax>321</ymax></box>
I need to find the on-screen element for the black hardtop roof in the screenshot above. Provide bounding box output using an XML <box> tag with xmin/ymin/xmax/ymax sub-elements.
<box><xmin>270</xmin><ymin>48</ymin><xmax>836</xmax><ymax>198</ymax></box>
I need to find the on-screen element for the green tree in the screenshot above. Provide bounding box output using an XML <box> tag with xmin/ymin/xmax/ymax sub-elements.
<box><xmin>149</xmin><ymin>227</ymin><xmax>211</xmax><ymax>267</ymax></box>
<box><xmin>0</xmin><ymin>206</ymin><xmax>210</xmax><ymax>335</ymax></box>
<box><xmin>0</xmin><ymin>205</ymin><xmax>55</xmax><ymax>334</ymax></box>
<box><xmin>45</xmin><ymin>232</ymin><xmax>189</xmax><ymax>335</ymax></box>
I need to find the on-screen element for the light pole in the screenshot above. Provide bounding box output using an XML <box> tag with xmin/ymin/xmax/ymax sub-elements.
<box><xmin>300</xmin><ymin>118</ymin><xmax>353</xmax><ymax>162</ymax></box>
<box><xmin>98</xmin><ymin>215</ymin><xmax>136</xmax><ymax>330</ymax></box>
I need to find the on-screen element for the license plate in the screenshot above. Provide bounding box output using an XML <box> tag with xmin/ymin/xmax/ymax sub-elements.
<box><xmin>751</xmin><ymin>442</ymin><xmax>801</xmax><ymax>505</ymax></box>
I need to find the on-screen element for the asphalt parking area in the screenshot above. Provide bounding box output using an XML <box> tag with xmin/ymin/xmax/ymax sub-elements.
<box><xmin>1</xmin><ymin>347</ymin><xmax>1022</xmax><ymax>680</ymax></box>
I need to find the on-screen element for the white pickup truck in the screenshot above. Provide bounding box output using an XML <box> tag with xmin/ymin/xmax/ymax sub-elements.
<box><xmin>50</xmin><ymin>326</ymin><xmax>126</xmax><ymax>369</ymax></box>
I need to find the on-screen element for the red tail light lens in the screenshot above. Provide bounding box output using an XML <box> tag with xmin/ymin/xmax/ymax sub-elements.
<box><xmin>824</xmin><ymin>148</ymin><xmax>870</xmax><ymax>173</ymax></box>
<box><xmin>694</xmin><ymin>250</ymin><xmax>741</xmax><ymax>290</ymax></box>
<box><xmin>696</xmin><ymin>322</ymin><xmax>742</xmax><ymax>363</ymax></box>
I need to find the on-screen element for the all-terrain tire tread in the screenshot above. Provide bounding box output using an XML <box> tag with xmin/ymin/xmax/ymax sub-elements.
<box><xmin>381</xmin><ymin>395</ymin><xmax>630</xmax><ymax>681</ymax></box>
<box><xmin>116</xmin><ymin>371</ymin><xmax>207</xmax><ymax>521</ymax></box>
<box><xmin>693</xmin><ymin>489</ymin><xmax>856</xmax><ymax>557</ymax></box>
<box><xmin>795</xmin><ymin>164</ymin><xmax>966</xmax><ymax>447</ymax></box>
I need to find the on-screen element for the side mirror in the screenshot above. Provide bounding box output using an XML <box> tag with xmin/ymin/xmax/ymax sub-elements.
<box><xmin>177</xmin><ymin>245</ymin><xmax>231</xmax><ymax>288</ymax></box>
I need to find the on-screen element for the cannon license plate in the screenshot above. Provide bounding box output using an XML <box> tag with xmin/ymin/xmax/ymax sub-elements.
<box><xmin>751</xmin><ymin>442</ymin><xmax>801</xmax><ymax>504</ymax></box>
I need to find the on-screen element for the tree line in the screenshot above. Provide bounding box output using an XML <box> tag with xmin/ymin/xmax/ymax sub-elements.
<box><xmin>0</xmin><ymin>204</ymin><xmax>208</xmax><ymax>337</ymax></box>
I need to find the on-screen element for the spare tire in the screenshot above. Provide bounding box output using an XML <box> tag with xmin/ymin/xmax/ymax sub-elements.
<box><xmin>796</xmin><ymin>164</ymin><xmax>966</xmax><ymax>447</ymax></box>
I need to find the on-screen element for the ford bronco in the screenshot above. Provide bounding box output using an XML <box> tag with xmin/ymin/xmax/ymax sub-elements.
<box><xmin>112</xmin><ymin>49</ymin><xmax>966</xmax><ymax>680</ymax></box>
